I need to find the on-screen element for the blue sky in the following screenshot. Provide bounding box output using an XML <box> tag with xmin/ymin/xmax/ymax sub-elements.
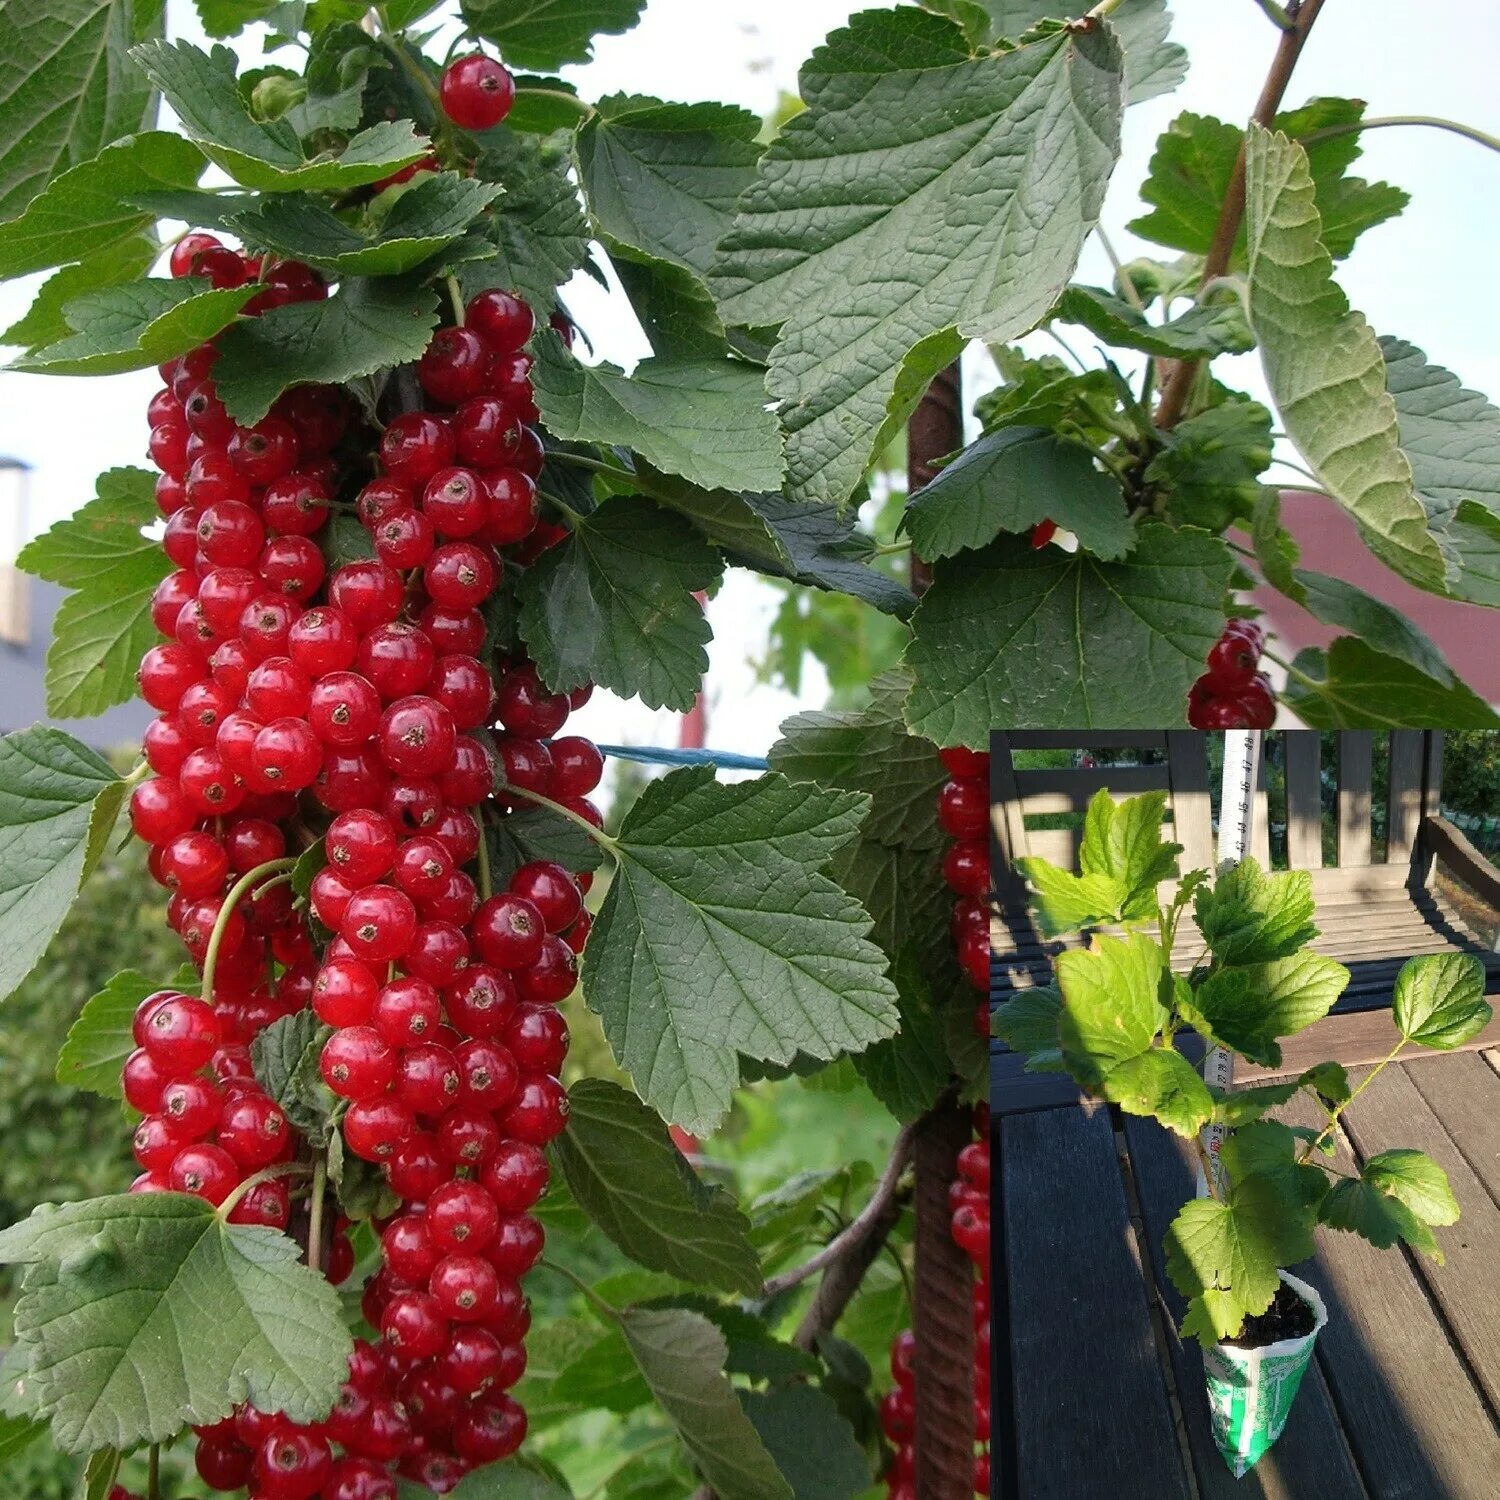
<box><xmin>0</xmin><ymin>0</ymin><xmax>1494</xmax><ymax>751</ymax></box>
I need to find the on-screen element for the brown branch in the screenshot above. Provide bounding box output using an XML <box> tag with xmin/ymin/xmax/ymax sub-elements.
<box><xmin>1154</xmin><ymin>0</ymin><xmax>1328</xmax><ymax>430</ymax></box>
<box><xmin>762</xmin><ymin>1121</ymin><xmax>917</xmax><ymax>1300</ymax></box>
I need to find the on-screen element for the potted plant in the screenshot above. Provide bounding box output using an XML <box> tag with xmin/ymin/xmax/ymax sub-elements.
<box><xmin>993</xmin><ymin>789</ymin><xmax>1494</xmax><ymax>1477</ymax></box>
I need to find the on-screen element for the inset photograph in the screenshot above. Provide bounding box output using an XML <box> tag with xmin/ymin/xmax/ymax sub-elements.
<box><xmin>988</xmin><ymin>729</ymin><xmax>1499</xmax><ymax>1498</ymax></box>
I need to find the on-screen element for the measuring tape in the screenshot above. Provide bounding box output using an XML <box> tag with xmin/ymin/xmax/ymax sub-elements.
<box><xmin>1197</xmin><ymin>729</ymin><xmax>1262</xmax><ymax>1198</ymax></box>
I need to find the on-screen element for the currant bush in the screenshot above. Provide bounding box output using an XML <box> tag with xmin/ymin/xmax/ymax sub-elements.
<box><xmin>127</xmin><ymin>204</ymin><xmax>602</xmax><ymax>1491</ymax></box>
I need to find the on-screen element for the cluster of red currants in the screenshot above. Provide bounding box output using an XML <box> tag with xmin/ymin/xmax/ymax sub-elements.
<box><xmin>879</xmin><ymin>1116</ymin><xmax>992</xmax><ymax>1498</ymax></box>
<box><xmin>937</xmin><ymin>747</ymin><xmax>992</xmax><ymax>1037</ymax></box>
<box><xmin>123</xmin><ymin>197</ymin><xmax>598</xmax><ymax>1489</ymax></box>
<box><xmin>1187</xmin><ymin>619</ymin><xmax>1275</xmax><ymax>729</ymax></box>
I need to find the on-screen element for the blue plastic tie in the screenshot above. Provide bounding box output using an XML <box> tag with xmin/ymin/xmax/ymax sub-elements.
<box><xmin>596</xmin><ymin>743</ymin><xmax>770</xmax><ymax>772</ymax></box>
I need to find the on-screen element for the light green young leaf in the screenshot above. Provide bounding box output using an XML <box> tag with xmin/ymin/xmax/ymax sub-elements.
<box><xmin>1178</xmin><ymin>951</ymin><xmax>1349</xmax><ymax>1069</ymax></box>
<box><xmin>583</xmin><ymin>766</ymin><xmax>900</xmax><ymax>1135</ymax></box>
<box><xmin>617</xmin><ymin>1306</ymin><xmax>791</xmax><ymax>1500</ymax></box>
<box><xmin>711</xmin><ymin>14</ymin><xmax>1123</xmax><ymax>506</ymax></box>
<box><xmin>1144</xmin><ymin>399</ymin><xmax>1274</xmax><ymax>533</ymax></box>
<box><xmin>530</xmin><ymin>337</ymin><xmax>783</xmax><ymax>495</ymax></box>
<box><xmin>0</xmin><ymin>1194</ymin><xmax>351</xmax><ymax>1453</ymax></box>
<box><xmin>0</xmin><ymin>133</ymin><xmax>202</xmax><ymax>278</ymax></box>
<box><xmin>211</xmin><ymin>275</ymin><xmax>441</xmax><ymax>425</ymax></box>
<box><xmin>227</xmin><ymin>174</ymin><xmax>502</xmax><ymax>275</ymax></box>
<box><xmin>1392</xmin><ymin>951</ymin><xmax>1491</xmax><ymax>1050</ymax></box>
<box><xmin>1054</xmin><ymin>931</ymin><xmax>1169</xmax><ymax>1089</ymax></box>
<box><xmin>12</xmin><ymin>278</ymin><xmax>256</xmax><ymax>376</ymax></box>
<box><xmin>516</xmin><ymin>495</ymin><xmax>723</xmax><ymax>713</ymax></box>
<box><xmin>131</xmin><ymin>40</ymin><xmax>428</xmax><ymax>191</ymax></box>
<box><xmin>1364</xmin><ymin>1149</ymin><xmax>1459</xmax><ymax>1226</ymax></box>
<box><xmin>902</xmin><ymin>523</ymin><xmax>1233</xmax><ymax>742</ymax></box>
<box><xmin>460</xmin><ymin>0</ymin><xmax>647</xmax><ymax>71</ymax></box>
<box><xmin>0</xmin><ymin>729</ymin><xmax>124</xmax><ymax>1007</ymax></box>
<box><xmin>1193</xmin><ymin>859</ymin><xmax>1317</xmax><ymax>967</ymax></box>
<box><xmin>1102</xmin><ymin>1047</ymin><xmax>1214</xmax><ymax>1137</ymax></box>
<box><xmin>1283</xmin><ymin>639</ymin><xmax>1500</xmax><ymax>730</ymax></box>
<box><xmin>1243</xmin><ymin>126</ymin><xmax>1444</xmax><ymax>591</ymax></box>
<box><xmin>1079</xmin><ymin>788</ymin><xmax>1182</xmax><ymax>921</ymax></box>
<box><xmin>1017</xmin><ymin>862</ymin><xmax>1128</xmax><ymax>939</ymax></box>
<box><xmin>0</xmin><ymin>0</ymin><xmax>165</xmax><ymax>222</ymax></box>
<box><xmin>905</xmin><ymin>426</ymin><xmax>1133</xmax><ymax>562</ymax></box>
<box><xmin>577</xmin><ymin>96</ymin><xmax>762</xmax><ymax>280</ymax></box>
<box><xmin>15</xmin><ymin>468</ymin><xmax>173</xmax><ymax>719</ymax></box>
<box><xmin>551</xmin><ymin>1078</ymin><xmax>762</xmax><ymax>1295</ymax></box>
<box><xmin>1167</xmin><ymin>1174</ymin><xmax>1316</xmax><ymax>1345</ymax></box>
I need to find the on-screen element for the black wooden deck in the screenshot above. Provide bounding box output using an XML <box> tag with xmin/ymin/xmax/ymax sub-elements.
<box><xmin>988</xmin><ymin>1046</ymin><xmax>1500</xmax><ymax>1500</ymax></box>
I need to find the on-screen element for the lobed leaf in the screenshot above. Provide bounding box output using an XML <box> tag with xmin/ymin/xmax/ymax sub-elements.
<box><xmin>1054</xmin><ymin>931</ymin><xmax>1169</xmax><ymax>1089</ymax></box>
<box><xmin>57</xmin><ymin>968</ymin><xmax>191</xmax><ymax>1100</ymax></box>
<box><xmin>460</xmin><ymin>0</ymin><xmax>647</xmax><ymax>71</ymax></box>
<box><xmin>1192</xmin><ymin>859</ymin><xmax>1317</xmax><ymax>967</ymax></box>
<box><xmin>1392</xmin><ymin>951</ymin><xmax>1491</xmax><ymax>1050</ymax></box>
<box><xmin>1283</xmin><ymin>639</ymin><xmax>1500</xmax><ymax>730</ymax></box>
<box><xmin>1178</xmin><ymin>951</ymin><xmax>1349</xmax><ymax>1070</ymax></box>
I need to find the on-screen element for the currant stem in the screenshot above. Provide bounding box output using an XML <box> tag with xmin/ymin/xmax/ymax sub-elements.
<box><xmin>1299</xmin><ymin>113</ymin><xmax>1500</xmax><ymax>156</ymax></box>
<box><xmin>307</xmin><ymin>1154</ymin><xmax>329</xmax><ymax>1274</ymax></box>
<box><xmin>215</xmin><ymin>1161</ymin><xmax>314</xmax><ymax>1223</ymax></box>
<box><xmin>445</xmin><ymin>274</ymin><xmax>466</xmax><ymax>326</ymax></box>
<box><xmin>123</xmin><ymin>759</ymin><xmax>151</xmax><ymax>789</ymax></box>
<box><xmin>475</xmin><ymin>820</ymin><xmax>494</xmax><ymax>900</ymax></box>
<box><xmin>147</xmin><ymin>1444</ymin><xmax>160</xmax><ymax>1500</ymax></box>
<box><xmin>1251</xmin><ymin>0</ymin><xmax>1295</xmax><ymax>27</ymax></box>
<box><xmin>537</xmin><ymin>1256</ymin><xmax>618</xmax><ymax>1320</ymax></box>
<box><xmin>199</xmin><ymin>857</ymin><xmax>298</xmax><ymax>1005</ymax></box>
<box><xmin>505</xmin><ymin>784</ymin><xmax>620</xmax><ymax>853</ymax></box>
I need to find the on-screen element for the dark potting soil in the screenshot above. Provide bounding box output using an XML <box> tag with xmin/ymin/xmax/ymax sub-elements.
<box><xmin>1223</xmin><ymin>1283</ymin><xmax>1316</xmax><ymax>1349</ymax></box>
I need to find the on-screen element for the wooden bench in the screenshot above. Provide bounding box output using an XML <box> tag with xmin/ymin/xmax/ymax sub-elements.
<box><xmin>989</xmin><ymin>731</ymin><xmax>1500</xmax><ymax>1111</ymax></box>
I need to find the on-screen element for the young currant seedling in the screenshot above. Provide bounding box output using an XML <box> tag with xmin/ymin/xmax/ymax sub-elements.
<box><xmin>993</xmin><ymin>789</ymin><xmax>1493</xmax><ymax>1346</ymax></box>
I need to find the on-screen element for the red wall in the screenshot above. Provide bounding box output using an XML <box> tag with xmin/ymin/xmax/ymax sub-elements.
<box><xmin>1246</xmin><ymin>489</ymin><xmax>1500</xmax><ymax>707</ymax></box>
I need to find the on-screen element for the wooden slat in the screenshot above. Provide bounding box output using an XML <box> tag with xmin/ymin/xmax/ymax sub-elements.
<box><xmin>1275</xmin><ymin>1095</ymin><xmax>1500</xmax><ymax>1499</ymax></box>
<box><xmin>1426</xmin><ymin>733</ymin><xmax>1445</xmax><ymax>815</ymax></box>
<box><xmin>1339</xmin><ymin>734</ymin><xmax>1374</xmax><ymax>868</ymax></box>
<box><xmin>1167</xmin><ymin>731</ymin><xmax>1215</xmax><ymax>871</ymax></box>
<box><xmin>1386</xmin><ymin>732</ymin><xmax>1427</xmax><ymax>865</ymax></box>
<box><xmin>1285</xmin><ymin>733</ymin><xmax>1325</xmax><ymax>870</ymax></box>
<box><xmin>999</xmin><ymin>1105</ymin><xmax>1191</xmax><ymax>1499</ymax></box>
<box><xmin>1121</xmin><ymin>1115</ymin><xmax>1368</xmax><ymax>1500</ymax></box>
<box><xmin>1404</xmin><ymin>1051</ymin><xmax>1500</xmax><ymax>1205</ymax></box>
<box><xmin>1020</xmin><ymin>830</ymin><xmax>1079</xmax><ymax>869</ymax></box>
<box><xmin>991</xmin><ymin>741</ymin><xmax>1026</xmax><ymax>895</ymax></box>
<box><xmin>1011</xmin><ymin>765</ymin><xmax>1171</xmax><ymax>799</ymax></box>
<box><xmin>1304</xmin><ymin>864</ymin><xmax>1410</xmax><ymax>897</ymax></box>
<box><xmin>1339</xmin><ymin>1064</ymin><xmax>1500</xmax><ymax>1407</ymax></box>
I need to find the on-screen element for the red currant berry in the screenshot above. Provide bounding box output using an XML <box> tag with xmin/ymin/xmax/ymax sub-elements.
<box><xmin>440</xmin><ymin>55</ymin><xmax>515</xmax><ymax>131</ymax></box>
<box><xmin>466</xmin><ymin>289</ymin><xmax>533</xmax><ymax>353</ymax></box>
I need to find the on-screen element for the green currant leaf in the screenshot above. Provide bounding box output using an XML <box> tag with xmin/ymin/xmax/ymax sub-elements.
<box><xmin>0</xmin><ymin>0</ymin><xmax>165</xmax><ymax>222</ymax></box>
<box><xmin>989</xmin><ymin>985</ymin><xmax>1067</xmax><ymax>1073</ymax></box>
<box><xmin>902</xmin><ymin>523</ymin><xmax>1233</xmax><ymax>743</ymax></box>
<box><xmin>577</xmin><ymin>96</ymin><xmax>762</xmax><ymax>280</ymax></box>
<box><xmin>0</xmin><ymin>235</ymin><xmax>158</xmax><ymax>351</ymax></box>
<box><xmin>0</xmin><ymin>1410</ymin><xmax>46</xmax><ymax>1467</ymax></box>
<box><xmin>852</xmin><ymin>948</ymin><xmax>962</xmax><ymax>1123</ymax></box>
<box><xmin>742</xmin><ymin>1384</ymin><xmax>869</xmax><ymax>1500</ymax></box>
<box><xmin>0</xmin><ymin>133</ymin><xmax>203</xmax><ymax>279</ymax></box>
<box><xmin>530</xmin><ymin>336</ymin><xmax>784</xmax><ymax>495</ymax></box>
<box><xmin>464</xmin><ymin>129</ymin><xmax>591</xmax><ymax>312</ymax></box>
<box><xmin>484</xmin><ymin>803</ymin><xmax>604</xmax><ymax>891</ymax></box>
<box><xmin>1320</xmin><ymin>1175</ymin><xmax>1441</xmax><ymax>1262</ymax></box>
<box><xmin>1055</xmin><ymin>283</ymin><xmax>1252</xmax><ymax>358</ymax></box>
<box><xmin>1143</xmin><ymin>399</ymin><xmax>1274</xmax><ymax>533</ymax></box>
<box><xmin>1392</xmin><ymin>951</ymin><xmax>1492</xmax><ymax>1050</ymax></box>
<box><xmin>711</xmin><ymin>14</ymin><xmax>1123</xmax><ymax>507</ymax></box>
<box><xmin>0</xmin><ymin>728</ymin><xmax>125</xmax><ymax>1007</ymax></box>
<box><xmin>551</xmin><ymin>1078</ymin><xmax>761</xmax><ymax>1295</ymax></box>
<box><xmin>250</xmin><ymin>1011</ymin><xmax>336</xmax><ymax>1147</ymax></box>
<box><xmin>1364</xmin><ymin>1149</ymin><xmax>1459</xmax><ymax>1226</ymax></box>
<box><xmin>15</xmin><ymin>467</ymin><xmax>174</xmax><ymax>719</ymax></box>
<box><xmin>11</xmin><ymin>278</ymin><xmax>257</xmax><ymax>376</ymax></box>
<box><xmin>1178</xmin><ymin>951</ymin><xmax>1350</xmax><ymax>1069</ymax></box>
<box><xmin>1101</xmin><ymin>1048</ymin><xmax>1214</xmax><ymax>1138</ymax></box>
<box><xmin>507</xmin><ymin>75</ymin><xmax>590</xmax><ymax>134</ymax></box>
<box><xmin>0</xmin><ymin>1193</ymin><xmax>352</xmax><ymax>1454</ymax></box>
<box><xmin>57</xmin><ymin>966</ymin><xmax>194</xmax><ymax>1101</ymax></box>
<box><xmin>192</xmin><ymin>0</ymin><xmax>278</xmax><ymax>38</ymax></box>
<box><xmin>905</xmin><ymin>426</ymin><xmax>1134</xmax><ymax>563</ymax></box>
<box><xmin>1192</xmin><ymin>859</ymin><xmax>1317</xmax><ymax>967</ymax></box>
<box><xmin>1290</xmin><ymin>570</ymin><xmax>1458</xmax><ymax>686</ymax></box>
<box><xmin>226</xmin><ymin>173</ymin><xmax>501</xmax><ymax>276</ymax></box>
<box><xmin>1131</xmin><ymin>100</ymin><xmax>1408</xmax><ymax>264</ymax></box>
<box><xmin>616</xmin><ymin>1306</ymin><xmax>791</xmax><ymax>1500</ymax></box>
<box><xmin>130</xmin><ymin>40</ymin><xmax>429</xmax><ymax>192</ymax></box>
<box><xmin>211</xmin><ymin>275</ymin><xmax>441</xmax><ymax>425</ymax></box>
<box><xmin>516</xmin><ymin>494</ymin><xmax>723</xmax><ymax>712</ymax></box>
<box><xmin>1243</xmin><ymin>126</ymin><xmax>1444</xmax><ymax>591</ymax></box>
<box><xmin>583</xmin><ymin>765</ymin><xmax>900</xmax><ymax>1136</ymax></box>
<box><xmin>459</xmin><ymin>0</ymin><xmax>647</xmax><ymax>71</ymax></box>
<box><xmin>1282</xmin><ymin>639</ymin><xmax>1500</xmax><ymax>730</ymax></box>
<box><xmin>431</xmin><ymin>1457</ymin><xmax>577</xmax><ymax>1498</ymax></box>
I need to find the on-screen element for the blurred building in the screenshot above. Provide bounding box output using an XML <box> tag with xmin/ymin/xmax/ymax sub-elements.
<box><xmin>0</xmin><ymin>458</ymin><xmax>153</xmax><ymax>750</ymax></box>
